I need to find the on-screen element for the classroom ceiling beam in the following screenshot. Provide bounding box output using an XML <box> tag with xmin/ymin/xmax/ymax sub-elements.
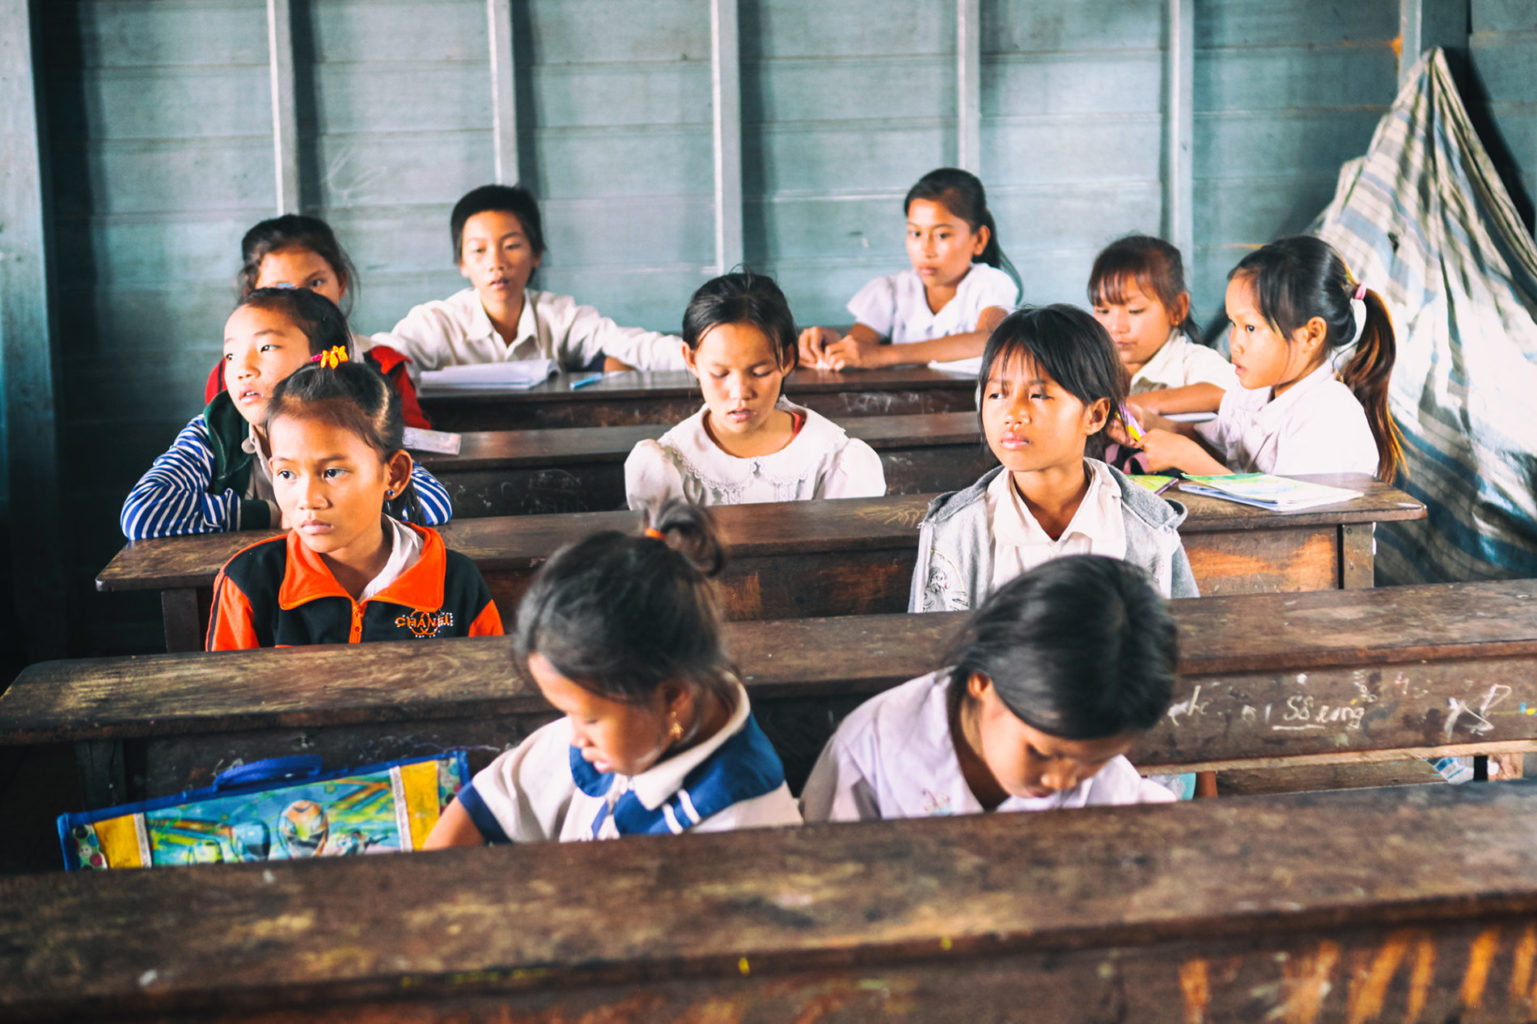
<box><xmin>956</xmin><ymin>0</ymin><xmax>981</xmax><ymax>173</ymax></box>
<box><xmin>710</xmin><ymin>0</ymin><xmax>744</xmax><ymax>275</ymax></box>
<box><xmin>266</xmin><ymin>0</ymin><xmax>301</xmax><ymax>212</ymax></box>
<box><xmin>1164</xmin><ymin>0</ymin><xmax>1195</xmax><ymax>266</ymax></box>
<box><xmin>487</xmin><ymin>0</ymin><xmax>520</xmax><ymax>185</ymax></box>
<box><xmin>0</xmin><ymin>0</ymin><xmax>67</xmax><ymax>659</ymax></box>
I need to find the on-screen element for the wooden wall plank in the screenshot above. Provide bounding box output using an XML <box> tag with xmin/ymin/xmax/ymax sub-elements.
<box><xmin>1</xmin><ymin>0</ymin><xmax>66</xmax><ymax>658</ymax></box>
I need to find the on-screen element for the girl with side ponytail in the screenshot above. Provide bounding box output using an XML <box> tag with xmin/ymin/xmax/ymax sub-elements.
<box><xmin>1126</xmin><ymin>236</ymin><xmax>1404</xmax><ymax>482</ymax></box>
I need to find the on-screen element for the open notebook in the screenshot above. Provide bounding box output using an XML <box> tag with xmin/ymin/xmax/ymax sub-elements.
<box><xmin>1178</xmin><ymin>473</ymin><xmax>1361</xmax><ymax>511</ymax></box>
<box><xmin>418</xmin><ymin>359</ymin><xmax>555</xmax><ymax>391</ymax></box>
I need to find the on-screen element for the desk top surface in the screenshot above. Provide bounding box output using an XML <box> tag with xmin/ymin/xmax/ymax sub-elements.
<box><xmin>97</xmin><ymin>476</ymin><xmax>1425</xmax><ymax>591</ymax></box>
<box><xmin>4</xmin><ymin>782</ymin><xmax>1536</xmax><ymax>1016</ymax></box>
<box><xmin>418</xmin><ymin>366</ymin><xmax>977</xmax><ymax>404</ymax></box>
<box><xmin>425</xmin><ymin>411</ymin><xmax>985</xmax><ymax>470</ymax></box>
<box><xmin>14</xmin><ymin>578</ymin><xmax>1532</xmax><ymax>743</ymax></box>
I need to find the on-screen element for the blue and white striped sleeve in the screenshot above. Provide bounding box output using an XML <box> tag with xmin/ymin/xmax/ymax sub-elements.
<box><xmin>119</xmin><ymin>416</ymin><xmax>253</xmax><ymax>539</ymax></box>
<box><xmin>407</xmin><ymin>464</ymin><xmax>453</xmax><ymax>525</ymax></box>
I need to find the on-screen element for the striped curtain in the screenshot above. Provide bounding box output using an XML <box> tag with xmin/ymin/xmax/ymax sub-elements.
<box><xmin>1312</xmin><ymin>48</ymin><xmax>1537</xmax><ymax>583</ymax></box>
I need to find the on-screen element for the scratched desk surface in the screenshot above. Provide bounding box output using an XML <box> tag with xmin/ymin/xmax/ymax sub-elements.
<box><xmin>418</xmin><ymin>412</ymin><xmax>995</xmax><ymax>515</ymax></box>
<box><xmin>420</xmin><ymin>366</ymin><xmax>978</xmax><ymax>430</ymax></box>
<box><xmin>11</xmin><ymin>579</ymin><xmax>1534</xmax><ymax>798</ymax></box>
<box><xmin>6</xmin><ymin>783</ymin><xmax>1537</xmax><ymax>1022</ymax></box>
<box><xmin>98</xmin><ymin>477</ymin><xmax>1424</xmax><ymax>592</ymax></box>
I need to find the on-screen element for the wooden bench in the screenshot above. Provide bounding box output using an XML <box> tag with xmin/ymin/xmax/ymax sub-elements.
<box><xmin>418</xmin><ymin>366</ymin><xmax>978</xmax><ymax>431</ymax></box>
<box><xmin>420</xmin><ymin>412</ymin><xmax>995</xmax><ymax>515</ymax></box>
<box><xmin>13</xmin><ymin>579</ymin><xmax>1531</xmax><ymax>808</ymax></box>
<box><xmin>7</xmin><ymin>782</ymin><xmax>1537</xmax><ymax>1022</ymax></box>
<box><xmin>97</xmin><ymin>476</ymin><xmax>1426</xmax><ymax>652</ymax></box>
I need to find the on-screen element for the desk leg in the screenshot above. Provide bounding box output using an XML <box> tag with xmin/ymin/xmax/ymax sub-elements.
<box><xmin>162</xmin><ymin>589</ymin><xmax>202</xmax><ymax>652</ymax></box>
<box><xmin>1339</xmin><ymin>523</ymin><xmax>1375</xmax><ymax>589</ymax></box>
<box><xmin>76</xmin><ymin>740</ymin><xmax>127</xmax><ymax>810</ymax></box>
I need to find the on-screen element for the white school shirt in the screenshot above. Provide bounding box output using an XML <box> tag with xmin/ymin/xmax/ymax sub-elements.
<box><xmin>369</xmin><ymin>287</ymin><xmax>687</xmax><ymax>381</ymax></box>
<box><xmin>987</xmin><ymin>460</ymin><xmax>1127</xmax><ymax>592</ymax></box>
<box><xmin>800</xmin><ymin>671</ymin><xmax>1174</xmax><ymax>823</ymax></box>
<box><xmin>1196</xmin><ymin>361</ymin><xmax>1378</xmax><ymax>476</ymax></box>
<box><xmin>846</xmin><ymin>264</ymin><xmax>1018</xmax><ymax>375</ymax></box>
<box><xmin>461</xmin><ymin>683</ymin><xmax>801</xmax><ymax>843</ymax></box>
<box><xmin>624</xmin><ymin>397</ymin><xmax>886</xmax><ymax>514</ymax></box>
<box><xmin>356</xmin><ymin>516</ymin><xmax>424</xmax><ymax>604</ymax></box>
<box><xmin>1130</xmin><ymin>332</ymin><xmax>1239</xmax><ymax>394</ymax></box>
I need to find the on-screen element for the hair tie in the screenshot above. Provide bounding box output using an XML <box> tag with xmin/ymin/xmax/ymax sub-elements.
<box><xmin>1352</xmin><ymin>283</ymin><xmax>1367</xmax><ymax>302</ymax></box>
<box><xmin>644</xmin><ymin>527</ymin><xmax>664</xmax><ymax>540</ymax></box>
<box><xmin>311</xmin><ymin>346</ymin><xmax>349</xmax><ymax>369</ymax></box>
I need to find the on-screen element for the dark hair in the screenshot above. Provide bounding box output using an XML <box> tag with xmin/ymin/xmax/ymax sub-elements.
<box><xmin>1088</xmin><ymin>234</ymin><xmax>1199</xmax><ymax>343</ymax></box>
<box><xmin>681</xmin><ymin>270</ymin><xmax>798</xmax><ymax>384</ymax></box>
<box><xmin>905</xmin><ymin>168</ymin><xmax>1021</xmax><ymax>293</ymax></box>
<box><xmin>237</xmin><ymin>214</ymin><xmax>358</xmax><ymax>316</ymax></box>
<box><xmin>264</xmin><ymin>360</ymin><xmax>421</xmax><ymax>522</ymax></box>
<box><xmin>946</xmin><ymin>556</ymin><xmax>1177</xmax><ymax>740</ymax></box>
<box><xmin>513</xmin><ymin>501</ymin><xmax>734</xmax><ymax>707</ymax></box>
<box><xmin>977</xmin><ymin>304</ymin><xmax>1128</xmax><ymax>445</ymax></box>
<box><xmin>1230</xmin><ymin>236</ymin><xmax>1404</xmax><ymax>480</ymax></box>
<box><xmin>451</xmin><ymin>183</ymin><xmax>546</xmax><ymax>264</ymax></box>
<box><xmin>235</xmin><ymin>287</ymin><xmax>352</xmax><ymax>359</ymax></box>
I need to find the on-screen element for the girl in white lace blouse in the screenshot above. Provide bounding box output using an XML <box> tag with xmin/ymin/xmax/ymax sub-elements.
<box><xmin>624</xmin><ymin>271</ymin><xmax>886</xmax><ymax>515</ymax></box>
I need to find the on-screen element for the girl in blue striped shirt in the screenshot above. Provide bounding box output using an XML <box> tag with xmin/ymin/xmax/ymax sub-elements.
<box><xmin>120</xmin><ymin>288</ymin><xmax>451</xmax><ymax>539</ymax></box>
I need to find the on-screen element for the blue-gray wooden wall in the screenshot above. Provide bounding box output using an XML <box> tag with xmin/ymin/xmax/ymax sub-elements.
<box><xmin>10</xmin><ymin>0</ymin><xmax>1536</xmax><ymax>655</ymax></box>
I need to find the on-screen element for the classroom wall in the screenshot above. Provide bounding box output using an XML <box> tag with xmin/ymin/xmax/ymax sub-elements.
<box><xmin>1468</xmin><ymin>0</ymin><xmax>1537</xmax><ymax>229</ymax></box>
<box><xmin>16</xmin><ymin>0</ymin><xmax>1534</xmax><ymax>656</ymax></box>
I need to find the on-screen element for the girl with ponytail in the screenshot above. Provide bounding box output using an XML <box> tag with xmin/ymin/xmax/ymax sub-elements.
<box><xmin>426</xmin><ymin>500</ymin><xmax>801</xmax><ymax>847</ymax></box>
<box><xmin>799</xmin><ymin>167</ymin><xmax>1020</xmax><ymax>375</ymax></box>
<box><xmin>1127</xmin><ymin>235</ymin><xmax>1404</xmax><ymax>481</ymax></box>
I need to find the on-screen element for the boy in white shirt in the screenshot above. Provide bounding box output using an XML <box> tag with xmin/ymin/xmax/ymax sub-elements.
<box><xmin>370</xmin><ymin>184</ymin><xmax>686</xmax><ymax>380</ymax></box>
<box><xmin>802</xmin><ymin>555</ymin><xmax>1179</xmax><ymax>822</ymax></box>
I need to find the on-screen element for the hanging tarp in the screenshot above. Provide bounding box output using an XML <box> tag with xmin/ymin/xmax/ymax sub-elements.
<box><xmin>1311</xmin><ymin>48</ymin><xmax>1537</xmax><ymax>583</ymax></box>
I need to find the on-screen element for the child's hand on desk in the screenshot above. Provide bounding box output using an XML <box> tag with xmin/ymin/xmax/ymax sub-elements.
<box><xmin>823</xmin><ymin>335</ymin><xmax>898</xmax><ymax>371</ymax></box>
<box><xmin>797</xmin><ymin>326</ymin><xmax>839</xmax><ymax>369</ymax></box>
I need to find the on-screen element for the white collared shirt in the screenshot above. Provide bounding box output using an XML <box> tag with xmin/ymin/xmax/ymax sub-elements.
<box><xmin>800</xmin><ymin>671</ymin><xmax>1174</xmax><ymax>822</ymax></box>
<box><xmin>1197</xmin><ymin>361</ymin><xmax>1378</xmax><ymax>476</ymax></box>
<box><xmin>846</xmin><ymin>263</ymin><xmax>1018</xmax><ymax>375</ymax></box>
<box><xmin>357</xmin><ymin>516</ymin><xmax>424</xmax><ymax>604</ymax></box>
<box><xmin>1130</xmin><ymin>332</ymin><xmax>1239</xmax><ymax>394</ymax></box>
<box><xmin>986</xmin><ymin>460</ymin><xmax>1127</xmax><ymax>591</ymax></box>
<box><xmin>623</xmin><ymin>398</ymin><xmax>886</xmax><ymax>514</ymax></box>
<box><xmin>463</xmin><ymin>682</ymin><xmax>800</xmax><ymax>843</ymax></box>
<box><xmin>369</xmin><ymin>287</ymin><xmax>687</xmax><ymax>380</ymax></box>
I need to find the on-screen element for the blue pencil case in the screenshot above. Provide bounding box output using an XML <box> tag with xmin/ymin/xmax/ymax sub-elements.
<box><xmin>58</xmin><ymin>751</ymin><xmax>468</xmax><ymax>870</ymax></box>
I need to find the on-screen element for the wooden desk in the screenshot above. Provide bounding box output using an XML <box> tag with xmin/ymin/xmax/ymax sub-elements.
<box><xmin>418</xmin><ymin>367</ymin><xmax>977</xmax><ymax>431</ymax></box>
<box><xmin>96</xmin><ymin>476</ymin><xmax>1425</xmax><ymax>652</ymax></box>
<box><xmin>7</xmin><ymin>783</ymin><xmax>1537</xmax><ymax>1022</ymax></box>
<box><xmin>424</xmin><ymin>412</ymin><xmax>994</xmax><ymax>516</ymax></box>
<box><xmin>16</xmin><ymin>579</ymin><xmax>1529</xmax><ymax>806</ymax></box>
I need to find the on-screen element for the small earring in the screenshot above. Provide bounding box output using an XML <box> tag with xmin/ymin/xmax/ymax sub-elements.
<box><xmin>668</xmin><ymin>717</ymin><xmax>684</xmax><ymax>742</ymax></box>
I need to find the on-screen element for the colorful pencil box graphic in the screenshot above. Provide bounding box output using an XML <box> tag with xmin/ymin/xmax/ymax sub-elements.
<box><xmin>57</xmin><ymin>752</ymin><xmax>468</xmax><ymax>870</ymax></box>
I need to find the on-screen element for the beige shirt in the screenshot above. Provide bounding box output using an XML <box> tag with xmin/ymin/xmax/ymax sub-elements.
<box><xmin>986</xmin><ymin>459</ymin><xmax>1128</xmax><ymax>591</ymax></box>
